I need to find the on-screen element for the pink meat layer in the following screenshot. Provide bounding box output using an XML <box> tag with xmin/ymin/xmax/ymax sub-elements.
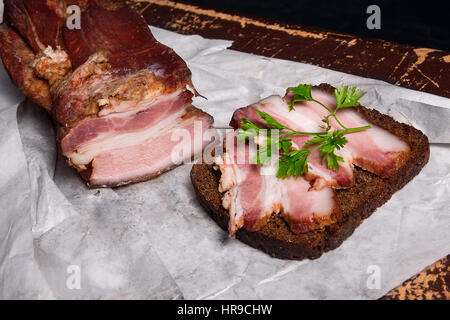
<box><xmin>89</xmin><ymin>110</ymin><xmax>213</xmax><ymax>187</ymax></box>
<box><xmin>218</xmin><ymin>86</ymin><xmax>411</xmax><ymax>235</ymax></box>
<box><xmin>61</xmin><ymin>91</ymin><xmax>192</xmax><ymax>154</ymax></box>
<box><xmin>217</xmin><ymin>132</ymin><xmax>337</xmax><ymax>236</ymax></box>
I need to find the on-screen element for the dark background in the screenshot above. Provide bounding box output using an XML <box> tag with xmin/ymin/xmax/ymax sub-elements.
<box><xmin>175</xmin><ymin>0</ymin><xmax>449</xmax><ymax>51</ymax></box>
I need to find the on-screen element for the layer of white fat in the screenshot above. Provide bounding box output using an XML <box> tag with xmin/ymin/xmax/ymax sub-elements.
<box><xmin>97</xmin><ymin>89</ymin><xmax>183</xmax><ymax>117</ymax></box>
<box><xmin>340</xmin><ymin>109</ymin><xmax>410</xmax><ymax>152</ymax></box>
<box><xmin>227</xmin><ymin>186</ymin><xmax>244</xmax><ymax>236</ymax></box>
<box><xmin>261</xmin><ymin>170</ymin><xmax>284</xmax><ymax>215</ymax></box>
<box><xmin>310</xmin><ymin>186</ymin><xmax>335</xmax><ymax>217</ymax></box>
<box><xmin>68</xmin><ymin>106</ymin><xmax>188</xmax><ymax>165</ymax></box>
<box><xmin>277</xmin><ymin>176</ymin><xmax>336</xmax><ymax>222</ymax></box>
<box><xmin>258</xmin><ymin>95</ymin><xmax>323</xmax><ymax>132</ymax></box>
<box><xmin>257</xmin><ymin>146</ymin><xmax>284</xmax><ymax>215</ymax></box>
<box><xmin>216</xmin><ymin>150</ymin><xmax>287</xmax><ymax>234</ymax></box>
<box><xmin>215</xmin><ymin>153</ymin><xmax>244</xmax><ymax>235</ymax></box>
<box><xmin>215</xmin><ymin>153</ymin><xmax>236</xmax><ymax>193</ymax></box>
<box><xmin>278</xmin><ymin>178</ymin><xmax>292</xmax><ymax>214</ymax></box>
<box><xmin>91</xmin><ymin>114</ymin><xmax>211</xmax><ymax>187</ymax></box>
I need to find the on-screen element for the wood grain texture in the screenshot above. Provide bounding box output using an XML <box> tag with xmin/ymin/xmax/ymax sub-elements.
<box><xmin>125</xmin><ymin>0</ymin><xmax>449</xmax><ymax>300</ymax></box>
<box><xmin>381</xmin><ymin>255</ymin><xmax>450</xmax><ymax>300</ymax></box>
<box><xmin>130</xmin><ymin>0</ymin><xmax>450</xmax><ymax>99</ymax></box>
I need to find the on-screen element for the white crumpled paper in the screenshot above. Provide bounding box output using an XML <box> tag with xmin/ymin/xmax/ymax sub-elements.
<box><xmin>0</xmin><ymin>26</ymin><xmax>449</xmax><ymax>300</ymax></box>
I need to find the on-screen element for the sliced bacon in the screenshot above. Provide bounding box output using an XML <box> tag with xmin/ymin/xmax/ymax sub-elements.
<box><xmin>217</xmin><ymin>134</ymin><xmax>263</xmax><ymax>235</ymax></box>
<box><xmin>327</xmin><ymin>109</ymin><xmax>410</xmax><ymax>177</ymax></box>
<box><xmin>215</xmin><ymin>131</ymin><xmax>337</xmax><ymax>236</ymax></box>
<box><xmin>284</xmin><ymin>87</ymin><xmax>411</xmax><ymax>177</ymax></box>
<box><xmin>232</xmin><ymin>88</ymin><xmax>410</xmax><ymax>186</ymax></box>
<box><xmin>219</xmin><ymin>86</ymin><xmax>411</xmax><ymax>236</ymax></box>
<box><xmin>89</xmin><ymin>108</ymin><xmax>213</xmax><ymax>187</ymax></box>
<box><xmin>231</xmin><ymin>96</ymin><xmax>355</xmax><ymax>189</ymax></box>
<box><xmin>60</xmin><ymin>91</ymin><xmax>192</xmax><ymax>155</ymax></box>
<box><xmin>280</xmin><ymin>177</ymin><xmax>337</xmax><ymax>234</ymax></box>
<box><xmin>0</xmin><ymin>0</ymin><xmax>213</xmax><ymax>187</ymax></box>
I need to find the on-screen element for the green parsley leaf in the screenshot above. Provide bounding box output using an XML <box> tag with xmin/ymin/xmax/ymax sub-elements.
<box><xmin>303</xmin><ymin>135</ymin><xmax>327</xmax><ymax>147</ymax></box>
<box><xmin>277</xmin><ymin>149</ymin><xmax>310</xmax><ymax>178</ymax></box>
<box><xmin>334</xmin><ymin>86</ymin><xmax>365</xmax><ymax>110</ymax></box>
<box><xmin>288</xmin><ymin>84</ymin><xmax>313</xmax><ymax>111</ymax></box>
<box><xmin>241</xmin><ymin>118</ymin><xmax>260</xmax><ymax>132</ymax></box>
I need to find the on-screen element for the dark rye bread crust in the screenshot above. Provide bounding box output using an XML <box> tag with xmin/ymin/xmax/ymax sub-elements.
<box><xmin>190</xmin><ymin>84</ymin><xmax>430</xmax><ymax>260</ymax></box>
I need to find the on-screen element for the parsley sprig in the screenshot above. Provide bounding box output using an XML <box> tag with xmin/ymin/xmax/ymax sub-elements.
<box><xmin>237</xmin><ymin>84</ymin><xmax>371</xmax><ymax>179</ymax></box>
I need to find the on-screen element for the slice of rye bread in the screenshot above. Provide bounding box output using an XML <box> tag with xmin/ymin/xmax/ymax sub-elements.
<box><xmin>190</xmin><ymin>84</ymin><xmax>430</xmax><ymax>260</ymax></box>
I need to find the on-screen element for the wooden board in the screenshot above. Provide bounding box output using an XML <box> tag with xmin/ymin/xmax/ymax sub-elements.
<box><xmin>130</xmin><ymin>0</ymin><xmax>450</xmax><ymax>98</ymax></box>
<box><xmin>126</xmin><ymin>0</ymin><xmax>450</xmax><ymax>299</ymax></box>
<box><xmin>381</xmin><ymin>255</ymin><xmax>449</xmax><ymax>300</ymax></box>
